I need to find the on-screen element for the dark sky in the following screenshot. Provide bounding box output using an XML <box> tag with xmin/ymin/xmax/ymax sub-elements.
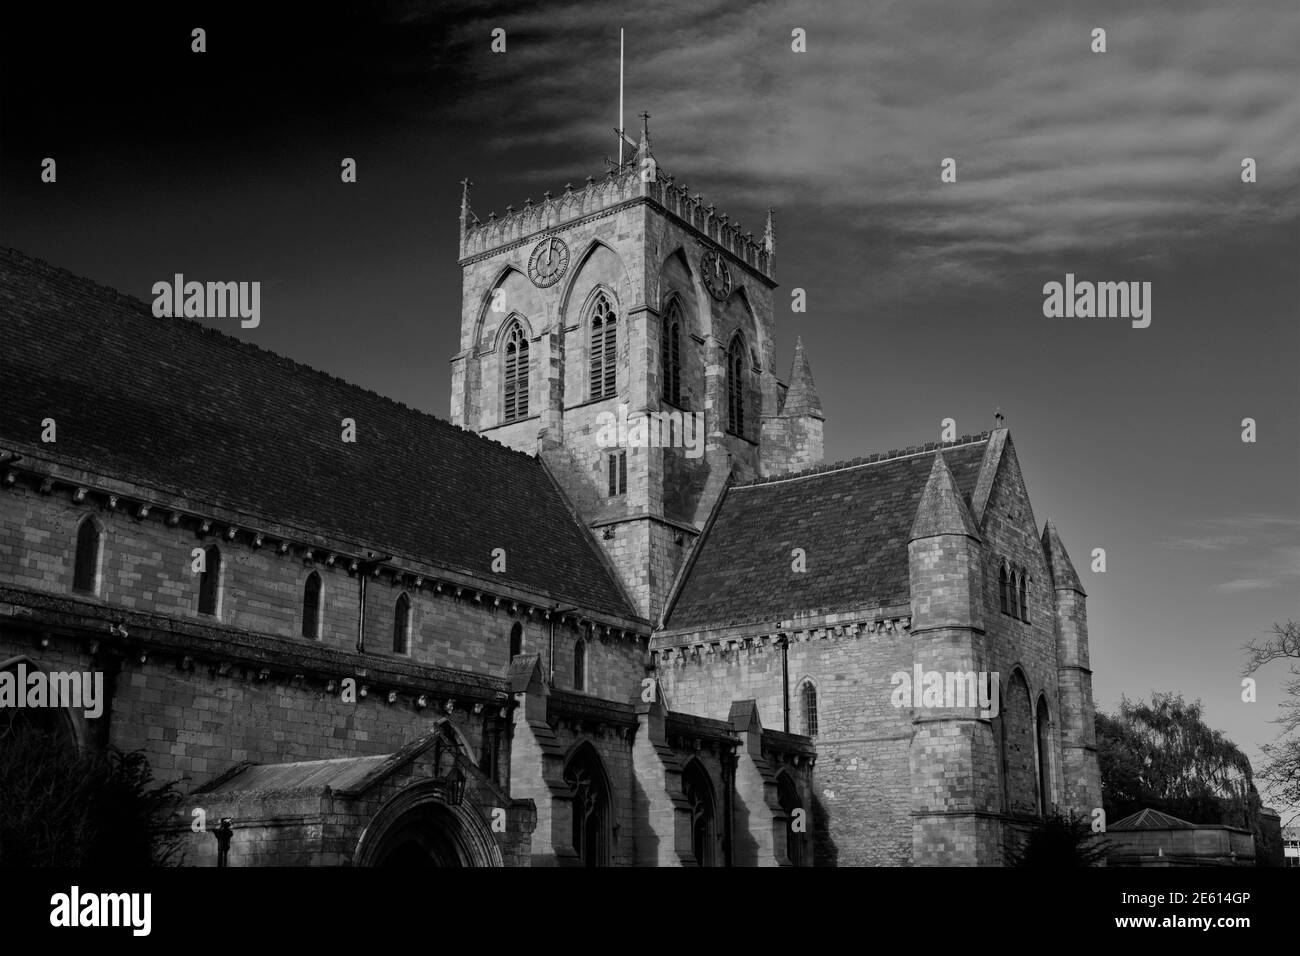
<box><xmin>3</xmin><ymin>0</ymin><xmax>1298</xmax><ymax>815</ymax></box>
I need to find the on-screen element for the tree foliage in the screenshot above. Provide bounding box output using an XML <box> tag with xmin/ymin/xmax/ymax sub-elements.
<box><xmin>1003</xmin><ymin>809</ymin><xmax>1110</xmax><ymax>867</ymax></box>
<box><xmin>1243</xmin><ymin>621</ymin><xmax>1300</xmax><ymax>821</ymax></box>
<box><xmin>0</xmin><ymin>723</ymin><xmax>184</xmax><ymax>867</ymax></box>
<box><xmin>1095</xmin><ymin>691</ymin><xmax>1261</xmax><ymax>832</ymax></box>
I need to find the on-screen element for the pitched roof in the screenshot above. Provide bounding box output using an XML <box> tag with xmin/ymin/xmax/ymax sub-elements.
<box><xmin>665</xmin><ymin>436</ymin><xmax>990</xmax><ymax>630</ymax></box>
<box><xmin>1109</xmin><ymin>808</ymin><xmax>1196</xmax><ymax>831</ymax></box>
<box><xmin>0</xmin><ymin>248</ymin><xmax>637</xmax><ymax>622</ymax></box>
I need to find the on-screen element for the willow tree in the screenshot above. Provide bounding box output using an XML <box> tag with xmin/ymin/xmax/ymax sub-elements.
<box><xmin>1095</xmin><ymin>692</ymin><xmax>1260</xmax><ymax>830</ymax></box>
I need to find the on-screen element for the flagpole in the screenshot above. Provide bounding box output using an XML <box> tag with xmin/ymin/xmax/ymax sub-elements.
<box><xmin>619</xmin><ymin>28</ymin><xmax>625</xmax><ymax>167</ymax></box>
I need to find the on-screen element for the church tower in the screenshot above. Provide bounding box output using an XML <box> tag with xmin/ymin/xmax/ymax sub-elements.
<box><xmin>450</xmin><ymin>119</ymin><xmax>822</xmax><ymax>620</ymax></box>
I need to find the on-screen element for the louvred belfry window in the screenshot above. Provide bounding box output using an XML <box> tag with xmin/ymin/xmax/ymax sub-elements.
<box><xmin>727</xmin><ymin>337</ymin><xmax>745</xmax><ymax>435</ymax></box>
<box><xmin>502</xmin><ymin>321</ymin><xmax>529</xmax><ymax>423</ymax></box>
<box><xmin>590</xmin><ymin>293</ymin><xmax>617</xmax><ymax>400</ymax></box>
<box><xmin>661</xmin><ymin>303</ymin><xmax>681</xmax><ymax>406</ymax></box>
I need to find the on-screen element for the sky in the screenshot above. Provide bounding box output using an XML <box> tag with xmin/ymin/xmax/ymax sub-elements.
<box><xmin>2</xmin><ymin>0</ymin><xmax>1298</xmax><ymax>815</ymax></box>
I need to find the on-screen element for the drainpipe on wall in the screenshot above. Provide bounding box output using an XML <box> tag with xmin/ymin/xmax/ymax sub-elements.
<box><xmin>547</xmin><ymin>605</ymin><xmax>576</xmax><ymax>684</ymax></box>
<box><xmin>355</xmin><ymin>553</ymin><xmax>393</xmax><ymax>653</ymax></box>
<box><xmin>356</xmin><ymin>571</ymin><xmax>367</xmax><ymax>653</ymax></box>
<box><xmin>722</xmin><ymin>749</ymin><xmax>735</xmax><ymax>867</ymax></box>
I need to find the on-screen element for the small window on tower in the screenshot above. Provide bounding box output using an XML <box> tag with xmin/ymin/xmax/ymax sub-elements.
<box><xmin>607</xmin><ymin>450</ymin><xmax>627</xmax><ymax>497</ymax></box>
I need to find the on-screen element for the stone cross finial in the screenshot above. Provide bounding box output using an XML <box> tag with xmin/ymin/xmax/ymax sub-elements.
<box><xmin>994</xmin><ymin>408</ymin><xmax>1005</xmax><ymax>429</ymax></box>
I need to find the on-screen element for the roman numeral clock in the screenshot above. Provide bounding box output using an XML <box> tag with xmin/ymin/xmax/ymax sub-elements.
<box><xmin>700</xmin><ymin>248</ymin><xmax>731</xmax><ymax>300</ymax></box>
<box><xmin>528</xmin><ymin>235</ymin><xmax>570</xmax><ymax>287</ymax></box>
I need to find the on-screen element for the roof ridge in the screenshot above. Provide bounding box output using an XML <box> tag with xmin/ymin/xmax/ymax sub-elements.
<box><xmin>0</xmin><ymin>246</ymin><xmax>538</xmax><ymax>465</ymax></box>
<box><xmin>734</xmin><ymin>432</ymin><xmax>994</xmax><ymax>488</ymax></box>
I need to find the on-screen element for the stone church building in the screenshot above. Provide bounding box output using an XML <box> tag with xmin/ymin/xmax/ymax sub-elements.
<box><xmin>0</xmin><ymin>126</ymin><xmax>1101</xmax><ymax>866</ymax></box>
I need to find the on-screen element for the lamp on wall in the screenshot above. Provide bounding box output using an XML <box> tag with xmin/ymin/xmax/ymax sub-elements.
<box><xmin>433</xmin><ymin>735</ymin><xmax>467</xmax><ymax>806</ymax></box>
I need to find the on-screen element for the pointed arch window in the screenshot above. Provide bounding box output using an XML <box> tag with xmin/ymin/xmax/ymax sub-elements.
<box><xmin>502</xmin><ymin>320</ymin><xmax>529</xmax><ymax>423</ymax></box>
<box><xmin>509</xmin><ymin>621</ymin><xmax>523</xmax><ymax>660</ymax></box>
<box><xmin>564</xmin><ymin>746</ymin><xmax>611</xmax><ymax>866</ymax></box>
<box><xmin>198</xmin><ymin>545</ymin><xmax>221</xmax><ymax>617</ymax></box>
<box><xmin>589</xmin><ymin>293</ymin><xmax>617</xmax><ymax>400</ymax></box>
<box><xmin>72</xmin><ymin>516</ymin><xmax>102</xmax><ymax>594</ymax></box>
<box><xmin>393</xmin><ymin>593</ymin><xmax>411</xmax><ymax>654</ymax></box>
<box><xmin>999</xmin><ymin>565</ymin><xmax>1010</xmax><ymax>614</ymax></box>
<box><xmin>800</xmin><ymin>681</ymin><xmax>819</xmax><ymax>737</ymax></box>
<box><xmin>1019</xmin><ymin>573</ymin><xmax>1030</xmax><ymax>623</ymax></box>
<box><xmin>727</xmin><ymin>336</ymin><xmax>746</xmax><ymax>436</ymax></box>
<box><xmin>573</xmin><ymin>638</ymin><xmax>587</xmax><ymax>692</ymax></box>
<box><xmin>777</xmin><ymin>773</ymin><xmax>807</xmax><ymax>867</ymax></box>
<box><xmin>302</xmin><ymin>571</ymin><xmax>323</xmax><ymax>639</ymax></box>
<box><xmin>1036</xmin><ymin>697</ymin><xmax>1052</xmax><ymax>815</ymax></box>
<box><xmin>1009</xmin><ymin>570</ymin><xmax>1021</xmax><ymax>619</ymax></box>
<box><xmin>682</xmin><ymin>761</ymin><xmax>716</xmax><ymax>866</ymax></box>
<box><xmin>661</xmin><ymin>302</ymin><xmax>681</xmax><ymax>406</ymax></box>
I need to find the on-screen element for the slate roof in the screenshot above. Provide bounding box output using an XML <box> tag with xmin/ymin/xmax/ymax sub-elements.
<box><xmin>665</xmin><ymin>436</ymin><xmax>990</xmax><ymax>630</ymax></box>
<box><xmin>199</xmin><ymin>754</ymin><xmax>392</xmax><ymax>796</ymax></box>
<box><xmin>0</xmin><ymin>248</ymin><xmax>637</xmax><ymax>622</ymax></box>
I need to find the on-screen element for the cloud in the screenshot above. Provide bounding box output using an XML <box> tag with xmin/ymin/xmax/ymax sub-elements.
<box><xmin>1165</xmin><ymin>515</ymin><xmax>1300</xmax><ymax>552</ymax></box>
<box><xmin>1167</xmin><ymin>518</ymin><xmax>1300</xmax><ymax>593</ymax></box>
<box><xmin>387</xmin><ymin>0</ymin><xmax>1300</xmax><ymax>287</ymax></box>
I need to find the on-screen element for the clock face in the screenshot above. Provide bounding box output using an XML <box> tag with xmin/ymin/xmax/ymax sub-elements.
<box><xmin>700</xmin><ymin>249</ymin><xmax>732</xmax><ymax>301</ymax></box>
<box><xmin>527</xmin><ymin>236</ymin><xmax>570</xmax><ymax>287</ymax></box>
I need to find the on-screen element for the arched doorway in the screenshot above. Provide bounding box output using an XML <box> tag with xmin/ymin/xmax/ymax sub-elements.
<box><xmin>354</xmin><ymin>781</ymin><xmax>502</xmax><ymax>868</ymax></box>
<box><xmin>371</xmin><ymin>803</ymin><xmax>466</xmax><ymax>867</ymax></box>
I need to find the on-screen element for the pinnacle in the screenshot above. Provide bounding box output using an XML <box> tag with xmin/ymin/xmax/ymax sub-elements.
<box><xmin>909</xmin><ymin>451</ymin><xmax>980</xmax><ymax>542</ymax></box>
<box><xmin>1041</xmin><ymin>520</ymin><xmax>1085</xmax><ymax>593</ymax></box>
<box><xmin>783</xmin><ymin>338</ymin><xmax>822</xmax><ymax>418</ymax></box>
